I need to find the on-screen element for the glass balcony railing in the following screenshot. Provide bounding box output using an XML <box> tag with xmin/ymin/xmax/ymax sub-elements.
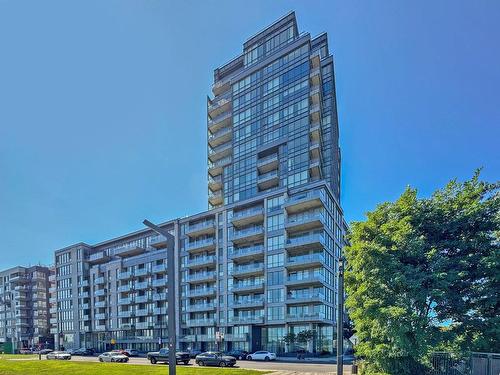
<box><xmin>230</xmin><ymin>245</ymin><xmax>264</xmax><ymax>258</ymax></box>
<box><xmin>231</xmin><ymin>263</ymin><xmax>265</xmax><ymax>274</ymax></box>
<box><xmin>186</xmin><ymin>220</ymin><xmax>215</xmax><ymax>233</ymax></box>
<box><xmin>286</xmin><ymin>233</ymin><xmax>325</xmax><ymax>247</ymax></box>
<box><xmin>186</xmin><ymin>272</ymin><xmax>216</xmax><ymax>282</ymax></box>
<box><xmin>286</xmin><ymin>253</ymin><xmax>324</xmax><ymax>265</ymax></box>
<box><xmin>233</xmin><ymin>226</ymin><xmax>264</xmax><ymax>239</ymax></box>
<box><xmin>232</xmin><ymin>206</ymin><xmax>264</xmax><ymax>220</ymax></box>
<box><xmin>186</xmin><ymin>238</ymin><xmax>215</xmax><ymax>251</ymax></box>
<box><xmin>185</xmin><ymin>287</ymin><xmax>216</xmax><ymax>297</ymax></box>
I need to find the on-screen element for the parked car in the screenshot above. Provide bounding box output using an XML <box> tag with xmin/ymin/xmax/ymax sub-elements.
<box><xmin>195</xmin><ymin>352</ymin><xmax>236</xmax><ymax>367</ymax></box>
<box><xmin>19</xmin><ymin>348</ymin><xmax>33</xmax><ymax>354</ymax></box>
<box><xmin>39</xmin><ymin>349</ymin><xmax>53</xmax><ymax>355</ymax></box>
<box><xmin>225</xmin><ymin>349</ymin><xmax>248</xmax><ymax>360</ymax></box>
<box><xmin>98</xmin><ymin>352</ymin><xmax>129</xmax><ymax>363</ymax></box>
<box><xmin>73</xmin><ymin>348</ymin><xmax>95</xmax><ymax>356</ymax></box>
<box><xmin>46</xmin><ymin>351</ymin><xmax>71</xmax><ymax>360</ymax></box>
<box><xmin>188</xmin><ymin>349</ymin><xmax>202</xmax><ymax>358</ymax></box>
<box><xmin>147</xmin><ymin>348</ymin><xmax>190</xmax><ymax>365</ymax></box>
<box><xmin>122</xmin><ymin>348</ymin><xmax>140</xmax><ymax>357</ymax></box>
<box><xmin>246</xmin><ymin>351</ymin><xmax>277</xmax><ymax>361</ymax></box>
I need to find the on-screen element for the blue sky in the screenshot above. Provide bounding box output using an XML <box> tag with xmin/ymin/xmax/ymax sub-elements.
<box><xmin>0</xmin><ymin>1</ymin><xmax>498</xmax><ymax>269</ymax></box>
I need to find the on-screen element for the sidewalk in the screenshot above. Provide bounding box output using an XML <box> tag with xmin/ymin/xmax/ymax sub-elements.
<box><xmin>277</xmin><ymin>355</ymin><xmax>354</xmax><ymax>364</ymax></box>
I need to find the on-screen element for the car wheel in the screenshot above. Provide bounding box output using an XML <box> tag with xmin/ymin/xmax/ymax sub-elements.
<box><xmin>247</xmin><ymin>356</ymin><xmax>252</xmax><ymax>360</ymax></box>
<box><xmin>150</xmin><ymin>357</ymin><xmax>157</xmax><ymax>364</ymax></box>
<box><xmin>219</xmin><ymin>361</ymin><xmax>226</xmax><ymax>367</ymax></box>
<box><xmin>198</xmin><ymin>360</ymin><xmax>204</xmax><ymax>366</ymax></box>
<box><xmin>99</xmin><ymin>358</ymin><xmax>103</xmax><ymax>362</ymax></box>
<box><xmin>183</xmin><ymin>361</ymin><xmax>189</xmax><ymax>365</ymax></box>
<box><xmin>111</xmin><ymin>358</ymin><xmax>115</xmax><ymax>362</ymax></box>
<box><xmin>265</xmin><ymin>356</ymin><xmax>270</xmax><ymax>361</ymax></box>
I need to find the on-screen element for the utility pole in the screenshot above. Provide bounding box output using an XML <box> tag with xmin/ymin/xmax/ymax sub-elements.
<box><xmin>337</xmin><ymin>257</ymin><xmax>345</xmax><ymax>375</ymax></box>
<box><xmin>143</xmin><ymin>220</ymin><xmax>176</xmax><ymax>375</ymax></box>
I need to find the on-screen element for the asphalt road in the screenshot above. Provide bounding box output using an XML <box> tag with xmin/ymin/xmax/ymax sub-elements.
<box><xmin>67</xmin><ymin>355</ymin><xmax>352</xmax><ymax>374</ymax></box>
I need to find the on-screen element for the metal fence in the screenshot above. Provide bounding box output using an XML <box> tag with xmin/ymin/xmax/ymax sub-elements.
<box><xmin>429</xmin><ymin>352</ymin><xmax>500</xmax><ymax>375</ymax></box>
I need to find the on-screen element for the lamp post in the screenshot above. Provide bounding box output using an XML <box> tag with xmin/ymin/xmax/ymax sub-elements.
<box><xmin>337</xmin><ymin>257</ymin><xmax>345</xmax><ymax>375</ymax></box>
<box><xmin>143</xmin><ymin>220</ymin><xmax>176</xmax><ymax>375</ymax></box>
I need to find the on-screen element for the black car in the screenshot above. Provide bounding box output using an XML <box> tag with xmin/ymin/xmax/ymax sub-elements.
<box><xmin>195</xmin><ymin>351</ymin><xmax>237</xmax><ymax>367</ymax></box>
<box><xmin>188</xmin><ymin>349</ymin><xmax>202</xmax><ymax>359</ymax></box>
<box><xmin>147</xmin><ymin>348</ymin><xmax>190</xmax><ymax>365</ymax></box>
<box><xmin>74</xmin><ymin>348</ymin><xmax>95</xmax><ymax>356</ymax></box>
<box><xmin>225</xmin><ymin>349</ymin><xmax>248</xmax><ymax>360</ymax></box>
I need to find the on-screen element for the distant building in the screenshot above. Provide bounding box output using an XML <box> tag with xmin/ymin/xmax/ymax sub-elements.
<box><xmin>0</xmin><ymin>266</ymin><xmax>52</xmax><ymax>352</ymax></box>
<box><xmin>53</xmin><ymin>12</ymin><xmax>347</xmax><ymax>355</ymax></box>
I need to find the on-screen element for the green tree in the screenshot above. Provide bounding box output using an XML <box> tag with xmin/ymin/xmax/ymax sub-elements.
<box><xmin>283</xmin><ymin>332</ymin><xmax>296</xmax><ymax>352</ymax></box>
<box><xmin>296</xmin><ymin>330</ymin><xmax>316</xmax><ymax>349</ymax></box>
<box><xmin>345</xmin><ymin>171</ymin><xmax>499</xmax><ymax>375</ymax></box>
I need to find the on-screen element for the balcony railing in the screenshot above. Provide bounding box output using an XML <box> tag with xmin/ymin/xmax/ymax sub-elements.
<box><xmin>185</xmin><ymin>287</ymin><xmax>216</xmax><ymax>298</ymax></box>
<box><xmin>152</xmin><ymin>264</ymin><xmax>166</xmax><ymax>273</ymax></box>
<box><xmin>231</xmin><ymin>298</ymin><xmax>265</xmax><ymax>308</ymax></box>
<box><xmin>229</xmin><ymin>316</ymin><xmax>264</xmax><ymax>324</ymax></box>
<box><xmin>233</xmin><ymin>226</ymin><xmax>264</xmax><ymax>241</ymax></box>
<box><xmin>286</xmin><ymin>233</ymin><xmax>325</xmax><ymax>248</ymax></box>
<box><xmin>231</xmin><ymin>281</ymin><xmax>265</xmax><ymax>292</ymax></box>
<box><xmin>286</xmin><ymin>253</ymin><xmax>324</xmax><ymax>267</ymax></box>
<box><xmin>286</xmin><ymin>293</ymin><xmax>325</xmax><ymax>303</ymax></box>
<box><xmin>185</xmin><ymin>255</ymin><xmax>216</xmax><ymax>268</ymax></box>
<box><xmin>186</xmin><ymin>272</ymin><xmax>216</xmax><ymax>283</ymax></box>
<box><xmin>152</xmin><ymin>278</ymin><xmax>167</xmax><ymax>287</ymax></box>
<box><xmin>230</xmin><ymin>245</ymin><xmax>264</xmax><ymax>259</ymax></box>
<box><xmin>231</xmin><ymin>263</ymin><xmax>265</xmax><ymax>276</ymax></box>
<box><xmin>286</xmin><ymin>312</ymin><xmax>325</xmax><ymax>321</ymax></box>
<box><xmin>185</xmin><ymin>303</ymin><xmax>216</xmax><ymax>312</ymax></box>
<box><xmin>186</xmin><ymin>220</ymin><xmax>215</xmax><ymax>234</ymax></box>
<box><xmin>232</xmin><ymin>206</ymin><xmax>264</xmax><ymax>220</ymax></box>
<box><xmin>186</xmin><ymin>318</ymin><xmax>216</xmax><ymax>327</ymax></box>
<box><xmin>186</xmin><ymin>238</ymin><xmax>215</xmax><ymax>252</ymax></box>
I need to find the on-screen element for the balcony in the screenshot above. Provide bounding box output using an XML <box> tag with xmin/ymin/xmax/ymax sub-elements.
<box><xmin>286</xmin><ymin>293</ymin><xmax>325</xmax><ymax>304</ymax></box>
<box><xmin>118</xmin><ymin>310</ymin><xmax>132</xmax><ymax>318</ymax></box>
<box><xmin>224</xmin><ymin>334</ymin><xmax>248</xmax><ymax>342</ymax></box>
<box><xmin>49</xmin><ymin>317</ymin><xmax>57</xmax><ymax>324</ymax></box>
<box><xmin>95</xmin><ymin>277</ymin><xmax>105</xmax><ymax>285</ymax></box>
<box><xmin>208</xmin><ymin>111</ymin><xmax>231</xmax><ymax>134</ymax></box>
<box><xmin>150</xmin><ymin>234</ymin><xmax>168</xmax><ymax>248</ymax></box>
<box><xmin>152</xmin><ymin>263</ymin><xmax>167</xmax><ymax>273</ymax></box>
<box><xmin>230</xmin><ymin>245</ymin><xmax>264</xmax><ymax>261</ymax></box>
<box><xmin>229</xmin><ymin>316</ymin><xmax>264</xmax><ymax>324</ymax></box>
<box><xmin>135</xmin><ymin>295</ymin><xmax>150</xmax><ymax>303</ymax></box>
<box><xmin>257</xmin><ymin>154</ymin><xmax>279</xmax><ymax>174</ymax></box>
<box><xmin>310</xmin><ymin>103</ymin><xmax>321</xmax><ymax>122</ymax></box>
<box><xmin>212</xmin><ymin>74</ymin><xmax>232</xmax><ymax>94</ymax></box>
<box><xmin>208</xmin><ymin>127</ymin><xmax>232</xmax><ymax>148</ymax></box>
<box><xmin>284</xmin><ymin>190</ymin><xmax>325</xmax><ymax>213</ymax></box>
<box><xmin>185</xmin><ymin>255</ymin><xmax>216</xmax><ymax>269</ymax></box>
<box><xmin>208</xmin><ymin>95</ymin><xmax>231</xmax><ymax>118</ymax></box>
<box><xmin>285</xmin><ymin>274</ymin><xmax>326</xmax><ymax>287</ymax></box>
<box><xmin>231</xmin><ymin>207</ymin><xmax>264</xmax><ymax>227</ymax></box>
<box><xmin>88</xmin><ymin>252</ymin><xmax>110</xmax><ymax>264</ymax></box>
<box><xmin>310</xmin><ymin>158</ymin><xmax>321</xmax><ymax>178</ymax></box>
<box><xmin>136</xmin><ymin>308</ymin><xmax>149</xmax><ymax>317</ymax></box>
<box><xmin>135</xmin><ymin>268</ymin><xmax>149</xmax><ymax>277</ymax></box>
<box><xmin>232</xmin><ymin>226</ymin><xmax>264</xmax><ymax>244</ymax></box>
<box><xmin>118</xmin><ymin>271</ymin><xmax>133</xmax><ymax>280</ymax></box>
<box><xmin>285</xmin><ymin>253</ymin><xmax>324</xmax><ymax>269</ymax></box>
<box><xmin>286</xmin><ymin>312</ymin><xmax>327</xmax><ymax>323</ymax></box>
<box><xmin>136</xmin><ymin>322</ymin><xmax>152</xmax><ymax>329</ymax></box>
<box><xmin>94</xmin><ymin>300</ymin><xmax>106</xmax><ymax>308</ymax></box>
<box><xmin>186</xmin><ymin>318</ymin><xmax>216</xmax><ymax>327</ymax></box>
<box><xmin>208</xmin><ymin>191</ymin><xmax>223</xmax><ymax>206</ymax></box>
<box><xmin>310</xmin><ymin>141</ymin><xmax>321</xmax><ymax>160</ymax></box>
<box><xmin>310</xmin><ymin>84</ymin><xmax>321</xmax><ymax>104</ymax></box>
<box><xmin>50</xmin><ymin>328</ymin><xmax>58</xmax><ymax>334</ymax></box>
<box><xmin>310</xmin><ymin>49</ymin><xmax>321</xmax><ymax>68</ymax></box>
<box><xmin>10</xmin><ymin>275</ymin><xmax>29</xmax><ymax>284</ymax></box>
<box><xmin>78</xmin><ymin>292</ymin><xmax>89</xmax><ymax>298</ymax></box>
<box><xmin>310</xmin><ymin>121</ymin><xmax>321</xmax><ymax>141</ymax></box>
<box><xmin>208</xmin><ymin>155</ymin><xmax>232</xmax><ymax>176</ymax></box>
<box><xmin>231</xmin><ymin>282</ymin><xmax>265</xmax><ymax>293</ymax></box>
<box><xmin>82</xmin><ymin>314</ymin><xmax>90</xmax><ymax>321</ymax></box>
<box><xmin>118</xmin><ymin>284</ymin><xmax>131</xmax><ymax>293</ymax></box>
<box><xmin>153</xmin><ymin>292</ymin><xmax>167</xmax><ymax>300</ymax></box>
<box><xmin>114</xmin><ymin>243</ymin><xmax>145</xmax><ymax>258</ymax></box>
<box><xmin>154</xmin><ymin>307</ymin><xmax>167</xmax><ymax>315</ymax></box>
<box><xmin>186</xmin><ymin>272</ymin><xmax>215</xmax><ymax>284</ymax></box>
<box><xmin>94</xmin><ymin>289</ymin><xmax>106</xmax><ymax>297</ymax></box>
<box><xmin>310</xmin><ymin>67</ymin><xmax>321</xmax><ymax>85</ymax></box>
<box><xmin>95</xmin><ymin>325</ymin><xmax>106</xmax><ymax>331</ymax></box>
<box><xmin>118</xmin><ymin>297</ymin><xmax>132</xmax><ymax>305</ymax></box>
<box><xmin>185</xmin><ymin>303</ymin><xmax>216</xmax><ymax>312</ymax></box>
<box><xmin>95</xmin><ymin>313</ymin><xmax>106</xmax><ymax>320</ymax></box>
<box><xmin>185</xmin><ymin>287</ymin><xmax>216</xmax><ymax>298</ymax></box>
<box><xmin>285</xmin><ymin>213</ymin><xmax>324</xmax><ymax>232</ymax></box>
<box><xmin>186</xmin><ymin>238</ymin><xmax>216</xmax><ymax>253</ymax></box>
<box><xmin>208</xmin><ymin>175</ymin><xmax>222</xmax><ymax>191</ymax></box>
<box><xmin>186</xmin><ymin>220</ymin><xmax>215</xmax><ymax>237</ymax></box>
<box><xmin>208</xmin><ymin>141</ymin><xmax>232</xmax><ymax>162</ymax></box>
<box><xmin>231</xmin><ymin>298</ymin><xmax>265</xmax><ymax>309</ymax></box>
<box><xmin>81</xmin><ymin>303</ymin><xmax>90</xmax><ymax>309</ymax></box>
<box><xmin>285</xmin><ymin>233</ymin><xmax>325</xmax><ymax>250</ymax></box>
<box><xmin>257</xmin><ymin>170</ymin><xmax>279</xmax><ymax>190</ymax></box>
<box><xmin>79</xmin><ymin>279</ymin><xmax>89</xmax><ymax>287</ymax></box>
<box><xmin>152</xmin><ymin>278</ymin><xmax>167</xmax><ymax>287</ymax></box>
<box><xmin>231</xmin><ymin>263</ymin><xmax>265</xmax><ymax>277</ymax></box>
<box><xmin>135</xmin><ymin>281</ymin><xmax>149</xmax><ymax>290</ymax></box>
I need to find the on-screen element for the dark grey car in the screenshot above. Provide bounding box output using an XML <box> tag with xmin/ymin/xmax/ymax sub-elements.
<box><xmin>195</xmin><ymin>351</ymin><xmax>236</xmax><ymax>367</ymax></box>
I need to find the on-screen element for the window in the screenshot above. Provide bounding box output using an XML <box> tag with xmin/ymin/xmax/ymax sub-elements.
<box><xmin>267</xmin><ymin>306</ymin><xmax>284</xmax><ymax>321</ymax></box>
<box><xmin>267</xmin><ymin>288</ymin><xmax>284</xmax><ymax>303</ymax></box>
<box><xmin>267</xmin><ymin>235</ymin><xmax>284</xmax><ymax>251</ymax></box>
<box><xmin>267</xmin><ymin>214</ymin><xmax>284</xmax><ymax>231</ymax></box>
<box><xmin>267</xmin><ymin>196</ymin><xmax>284</xmax><ymax>212</ymax></box>
<box><xmin>267</xmin><ymin>253</ymin><xmax>284</xmax><ymax>268</ymax></box>
<box><xmin>267</xmin><ymin>271</ymin><xmax>283</xmax><ymax>286</ymax></box>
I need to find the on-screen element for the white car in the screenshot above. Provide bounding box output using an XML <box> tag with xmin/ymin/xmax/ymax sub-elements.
<box><xmin>98</xmin><ymin>352</ymin><xmax>129</xmax><ymax>363</ymax></box>
<box><xmin>246</xmin><ymin>351</ymin><xmax>277</xmax><ymax>361</ymax></box>
<box><xmin>46</xmin><ymin>351</ymin><xmax>72</xmax><ymax>360</ymax></box>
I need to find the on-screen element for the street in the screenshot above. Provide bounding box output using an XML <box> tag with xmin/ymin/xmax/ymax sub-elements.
<box><xmin>66</xmin><ymin>355</ymin><xmax>353</xmax><ymax>374</ymax></box>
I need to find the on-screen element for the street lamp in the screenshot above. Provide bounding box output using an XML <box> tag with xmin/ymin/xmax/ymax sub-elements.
<box><xmin>337</xmin><ymin>256</ymin><xmax>345</xmax><ymax>375</ymax></box>
<box><xmin>143</xmin><ymin>219</ymin><xmax>176</xmax><ymax>375</ymax></box>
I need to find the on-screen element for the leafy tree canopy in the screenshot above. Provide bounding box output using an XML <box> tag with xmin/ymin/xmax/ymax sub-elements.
<box><xmin>345</xmin><ymin>171</ymin><xmax>499</xmax><ymax>374</ymax></box>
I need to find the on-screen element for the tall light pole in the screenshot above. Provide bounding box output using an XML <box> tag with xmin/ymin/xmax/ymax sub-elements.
<box><xmin>337</xmin><ymin>257</ymin><xmax>345</xmax><ymax>375</ymax></box>
<box><xmin>143</xmin><ymin>220</ymin><xmax>176</xmax><ymax>375</ymax></box>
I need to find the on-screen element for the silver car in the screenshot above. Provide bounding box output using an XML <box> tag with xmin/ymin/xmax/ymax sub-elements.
<box><xmin>98</xmin><ymin>352</ymin><xmax>129</xmax><ymax>363</ymax></box>
<box><xmin>46</xmin><ymin>351</ymin><xmax>71</xmax><ymax>360</ymax></box>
